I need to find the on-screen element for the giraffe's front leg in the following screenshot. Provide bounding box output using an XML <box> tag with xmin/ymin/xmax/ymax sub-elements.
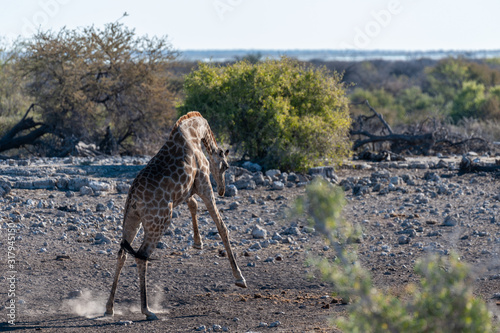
<box><xmin>202</xmin><ymin>196</ymin><xmax>247</xmax><ymax>288</ymax></box>
<box><xmin>187</xmin><ymin>196</ymin><xmax>203</xmax><ymax>249</ymax></box>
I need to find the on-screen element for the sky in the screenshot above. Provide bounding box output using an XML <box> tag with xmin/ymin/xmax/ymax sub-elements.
<box><xmin>1</xmin><ymin>0</ymin><xmax>499</xmax><ymax>51</ymax></box>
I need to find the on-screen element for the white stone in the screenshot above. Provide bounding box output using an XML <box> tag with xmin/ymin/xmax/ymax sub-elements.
<box><xmin>265</xmin><ymin>169</ymin><xmax>281</xmax><ymax>178</ymax></box>
<box><xmin>272</xmin><ymin>181</ymin><xmax>284</xmax><ymax>191</ymax></box>
<box><xmin>252</xmin><ymin>225</ymin><xmax>267</xmax><ymax>239</ymax></box>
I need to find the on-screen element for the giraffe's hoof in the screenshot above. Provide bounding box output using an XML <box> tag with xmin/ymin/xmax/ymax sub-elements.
<box><xmin>193</xmin><ymin>242</ymin><xmax>203</xmax><ymax>250</ymax></box>
<box><xmin>235</xmin><ymin>278</ymin><xmax>247</xmax><ymax>288</ymax></box>
<box><xmin>145</xmin><ymin>312</ymin><xmax>158</xmax><ymax>320</ymax></box>
<box><xmin>104</xmin><ymin>309</ymin><xmax>114</xmax><ymax>317</ymax></box>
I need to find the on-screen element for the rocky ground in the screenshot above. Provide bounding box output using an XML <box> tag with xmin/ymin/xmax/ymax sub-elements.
<box><xmin>1</xmin><ymin>153</ymin><xmax>500</xmax><ymax>332</ymax></box>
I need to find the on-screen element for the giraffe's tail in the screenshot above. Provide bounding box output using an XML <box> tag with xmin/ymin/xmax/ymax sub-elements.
<box><xmin>120</xmin><ymin>239</ymin><xmax>151</xmax><ymax>261</ymax></box>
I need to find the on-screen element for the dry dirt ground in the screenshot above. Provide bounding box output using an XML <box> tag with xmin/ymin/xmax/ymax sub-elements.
<box><xmin>1</xmin><ymin>155</ymin><xmax>500</xmax><ymax>332</ymax></box>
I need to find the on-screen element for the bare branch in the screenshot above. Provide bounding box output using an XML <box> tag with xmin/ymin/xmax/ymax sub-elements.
<box><xmin>350</xmin><ymin>99</ymin><xmax>393</xmax><ymax>135</ymax></box>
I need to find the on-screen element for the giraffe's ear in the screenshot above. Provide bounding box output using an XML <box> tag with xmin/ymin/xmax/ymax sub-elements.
<box><xmin>224</xmin><ymin>149</ymin><xmax>229</xmax><ymax>157</ymax></box>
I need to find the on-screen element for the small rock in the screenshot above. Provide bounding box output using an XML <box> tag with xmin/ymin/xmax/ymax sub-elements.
<box><xmin>56</xmin><ymin>177</ymin><xmax>69</xmax><ymax>190</ymax></box>
<box><xmin>225</xmin><ymin>185</ymin><xmax>238</xmax><ymax>197</ymax></box>
<box><xmin>157</xmin><ymin>241</ymin><xmax>167</xmax><ymax>249</ymax></box>
<box><xmin>212</xmin><ymin>324</ymin><xmax>222</xmax><ymax>332</ymax></box>
<box><xmin>195</xmin><ymin>325</ymin><xmax>206</xmax><ymax>331</ymax></box>
<box><xmin>390</xmin><ymin>176</ymin><xmax>402</xmax><ymax>186</ymax></box>
<box><xmin>96</xmin><ymin>203</ymin><xmax>106</xmax><ymax>212</ymax></box>
<box><xmin>258</xmin><ymin>322</ymin><xmax>268</xmax><ymax>327</ymax></box>
<box><xmin>116</xmin><ymin>182</ymin><xmax>131</xmax><ymax>194</ymax></box>
<box><xmin>0</xmin><ymin>180</ymin><xmax>12</xmax><ymax>197</ymax></box>
<box><xmin>67</xmin><ymin>290</ymin><xmax>83</xmax><ymax>298</ymax></box>
<box><xmin>302</xmin><ymin>226</ymin><xmax>315</xmax><ymax>234</ymax></box>
<box><xmin>265</xmin><ymin>169</ymin><xmax>281</xmax><ymax>178</ymax></box>
<box><xmin>94</xmin><ymin>233</ymin><xmax>111</xmax><ymax>245</ymax></box>
<box><xmin>253</xmin><ymin>172</ymin><xmax>266</xmax><ymax>186</ymax></box>
<box><xmin>442</xmin><ymin>214</ymin><xmax>458</xmax><ymax>227</ymax></box>
<box><xmin>272</xmin><ymin>181</ymin><xmax>285</xmax><ymax>191</ymax></box>
<box><xmin>249</xmin><ymin>242</ymin><xmax>262</xmax><ymax>250</ymax></box>
<box><xmin>89</xmin><ymin>180</ymin><xmax>111</xmax><ymax>192</ymax></box>
<box><xmin>398</xmin><ymin>236</ymin><xmax>410</xmax><ymax>244</ymax></box>
<box><xmin>80</xmin><ymin>186</ymin><xmax>94</xmax><ymax>196</ymax></box>
<box><xmin>68</xmin><ymin>177</ymin><xmax>89</xmax><ymax>191</ymax></box>
<box><xmin>308</xmin><ymin>166</ymin><xmax>337</xmax><ymax>181</ymax></box>
<box><xmin>282</xmin><ymin>227</ymin><xmax>300</xmax><ymax>236</ymax></box>
<box><xmin>269</xmin><ymin>321</ymin><xmax>281</xmax><ymax>328</ymax></box>
<box><xmin>242</xmin><ymin>161</ymin><xmax>262</xmax><ymax>172</ymax></box>
<box><xmin>252</xmin><ymin>225</ymin><xmax>268</xmax><ymax>239</ymax></box>
<box><xmin>272</xmin><ymin>232</ymin><xmax>283</xmax><ymax>241</ymax></box>
<box><xmin>106</xmin><ymin>200</ymin><xmax>115</xmax><ymax>210</ymax></box>
<box><xmin>229</xmin><ymin>202</ymin><xmax>240</xmax><ymax>210</ymax></box>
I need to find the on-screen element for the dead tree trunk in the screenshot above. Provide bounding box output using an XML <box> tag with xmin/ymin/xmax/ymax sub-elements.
<box><xmin>0</xmin><ymin>104</ymin><xmax>51</xmax><ymax>153</ymax></box>
<box><xmin>350</xmin><ymin>100</ymin><xmax>490</xmax><ymax>155</ymax></box>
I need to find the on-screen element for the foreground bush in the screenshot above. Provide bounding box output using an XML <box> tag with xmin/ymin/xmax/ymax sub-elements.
<box><xmin>180</xmin><ymin>57</ymin><xmax>352</xmax><ymax>171</ymax></box>
<box><xmin>295</xmin><ymin>179</ymin><xmax>494</xmax><ymax>333</ymax></box>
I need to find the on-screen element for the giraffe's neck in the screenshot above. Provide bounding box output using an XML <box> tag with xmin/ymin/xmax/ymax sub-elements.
<box><xmin>201</xmin><ymin>129</ymin><xmax>217</xmax><ymax>155</ymax></box>
<box><xmin>169</xmin><ymin>115</ymin><xmax>218</xmax><ymax>155</ymax></box>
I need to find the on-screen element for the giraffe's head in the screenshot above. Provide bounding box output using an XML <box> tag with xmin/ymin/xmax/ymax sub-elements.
<box><xmin>209</xmin><ymin>147</ymin><xmax>230</xmax><ymax>196</ymax></box>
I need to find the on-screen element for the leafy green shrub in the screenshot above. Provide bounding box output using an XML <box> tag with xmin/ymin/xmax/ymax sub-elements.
<box><xmin>450</xmin><ymin>81</ymin><xmax>486</xmax><ymax>121</ymax></box>
<box><xmin>295</xmin><ymin>178</ymin><xmax>494</xmax><ymax>333</ymax></box>
<box><xmin>450</xmin><ymin>81</ymin><xmax>500</xmax><ymax>122</ymax></box>
<box><xmin>179</xmin><ymin>57</ymin><xmax>352</xmax><ymax>171</ymax></box>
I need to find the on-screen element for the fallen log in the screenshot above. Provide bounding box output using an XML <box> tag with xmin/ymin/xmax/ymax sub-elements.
<box><xmin>350</xmin><ymin>100</ymin><xmax>492</xmax><ymax>155</ymax></box>
<box><xmin>459</xmin><ymin>156</ymin><xmax>500</xmax><ymax>174</ymax></box>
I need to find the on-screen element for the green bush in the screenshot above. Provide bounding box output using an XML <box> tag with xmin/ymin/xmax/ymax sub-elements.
<box><xmin>179</xmin><ymin>57</ymin><xmax>352</xmax><ymax>171</ymax></box>
<box><xmin>450</xmin><ymin>81</ymin><xmax>500</xmax><ymax>122</ymax></box>
<box><xmin>295</xmin><ymin>179</ymin><xmax>494</xmax><ymax>333</ymax></box>
<box><xmin>450</xmin><ymin>81</ymin><xmax>486</xmax><ymax>121</ymax></box>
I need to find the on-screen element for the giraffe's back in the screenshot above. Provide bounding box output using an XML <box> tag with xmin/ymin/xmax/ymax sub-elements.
<box><xmin>125</xmin><ymin>135</ymin><xmax>202</xmax><ymax>219</ymax></box>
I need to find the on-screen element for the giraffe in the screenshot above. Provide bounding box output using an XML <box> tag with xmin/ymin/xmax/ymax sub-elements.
<box><xmin>104</xmin><ymin>112</ymin><xmax>247</xmax><ymax>320</ymax></box>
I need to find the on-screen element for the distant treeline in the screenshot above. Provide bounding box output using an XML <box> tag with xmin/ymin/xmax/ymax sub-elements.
<box><xmin>1</xmin><ymin>22</ymin><xmax>500</xmax><ymax>159</ymax></box>
<box><xmin>180</xmin><ymin>49</ymin><xmax>500</xmax><ymax>62</ymax></box>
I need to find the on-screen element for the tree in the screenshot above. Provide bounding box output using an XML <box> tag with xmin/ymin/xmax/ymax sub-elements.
<box><xmin>450</xmin><ymin>81</ymin><xmax>486</xmax><ymax>121</ymax></box>
<box><xmin>180</xmin><ymin>57</ymin><xmax>352</xmax><ymax>171</ymax></box>
<box><xmin>5</xmin><ymin>22</ymin><xmax>179</xmax><ymax>156</ymax></box>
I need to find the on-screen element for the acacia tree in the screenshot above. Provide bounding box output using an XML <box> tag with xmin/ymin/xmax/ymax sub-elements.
<box><xmin>3</xmin><ymin>22</ymin><xmax>179</xmax><ymax>156</ymax></box>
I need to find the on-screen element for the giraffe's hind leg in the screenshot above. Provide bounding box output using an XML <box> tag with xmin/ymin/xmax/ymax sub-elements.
<box><xmin>105</xmin><ymin>212</ymin><xmax>142</xmax><ymax>316</ymax></box>
<box><xmin>187</xmin><ymin>196</ymin><xmax>203</xmax><ymax>249</ymax></box>
<box><xmin>136</xmin><ymin>203</ymin><xmax>173</xmax><ymax>320</ymax></box>
<box><xmin>105</xmin><ymin>248</ymin><xmax>127</xmax><ymax>316</ymax></box>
